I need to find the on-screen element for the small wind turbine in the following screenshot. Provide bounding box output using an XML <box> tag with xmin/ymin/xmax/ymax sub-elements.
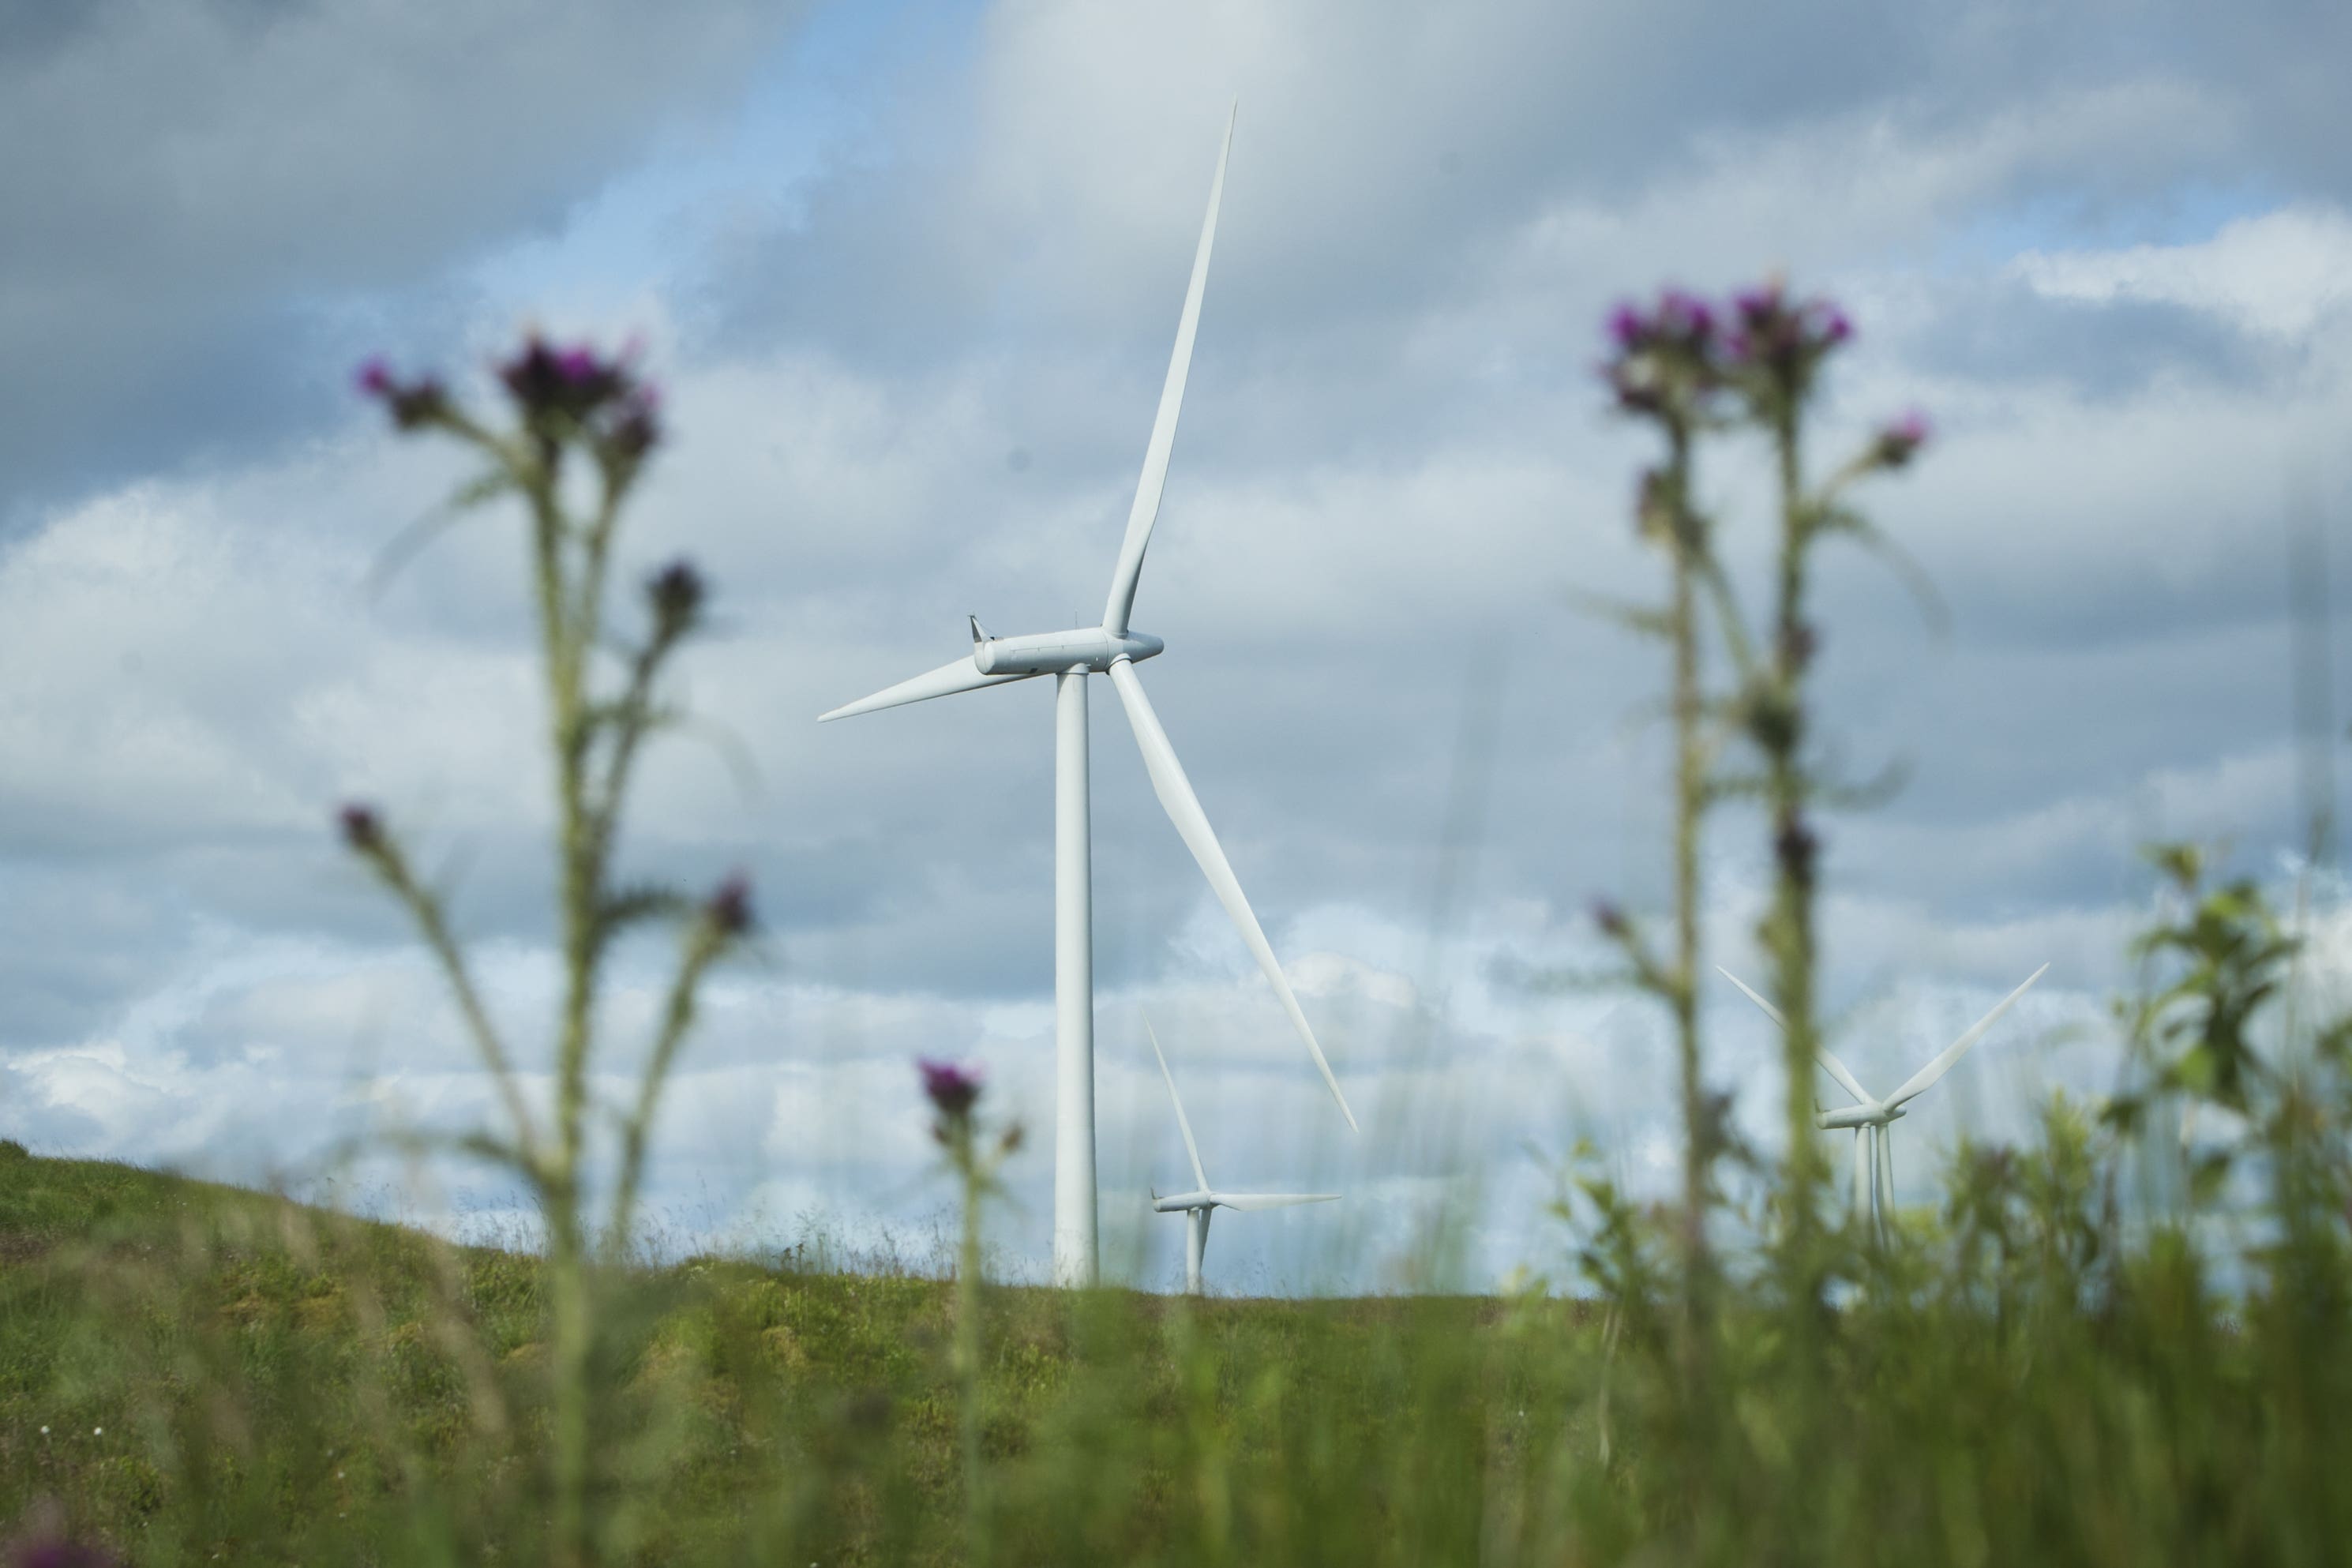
<box><xmin>1145</xmin><ymin>1018</ymin><xmax>1338</xmax><ymax>1296</ymax></box>
<box><xmin>1718</xmin><ymin>964</ymin><xmax>2048</xmax><ymax>1236</ymax></box>
<box><xmin>820</xmin><ymin>108</ymin><xmax>1356</xmax><ymax>1289</ymax></box>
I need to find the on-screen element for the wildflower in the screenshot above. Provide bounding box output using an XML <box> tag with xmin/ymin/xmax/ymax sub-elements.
<box><xmin>1591</xmin><ymin>899</ymin><xmax>1630</xmax><ymax>940</ymax></box>
<box><xmin>1773</xmin><ymin>819</ymin><xmax>1819</xmax><ymax>886</ymax></box>
<box><xmin>920</xmin><ymin>1059</ymin><xmax>984</xmax><ymax>1121</ymax></box>
<box><xmin>1600</xmin><ymin>287</ymin><xmax>1723</xmax><ymax>425</ymax></box>
<box><xmin>1723</xmin><ymin>280</ymin><xmax>1851</xmax><ymax>403</ymax></box>
<box><xmin>705</xmin><ymin>873</ymin><xmax>753</xmax><ymax>937</ymax></box>
<box><xmin>1872</xmin><ymin>408</ymin><xmax>1931</xmax><ymax>469</ymax></box>
<box><xmin>354</xmin><ymin>356</ymin><xmax>447</xmax><ymax>430</ymax></box>
<box><xmin>647</xmin><ymin>558</ymin><xmax>704</xmax><ymax>638</ymax></box>
<box><xmin>498</xmin><ymin>335</ymin><xmax>630</xmax><ymax>421</ymax></box>
<box><xmin>8</xmin><ymin>1538</ymin><xmax>120</xmax><ymax>1568</ymax></box>
<box><xmin>606</xmin><ymin>385</ymin><xmax>662</xmax><ymax>463</ymax></box>
<box><xmin>337</xmin><ymin>803</ymin><xmax>384</xmax><ymax>854</ymax></box>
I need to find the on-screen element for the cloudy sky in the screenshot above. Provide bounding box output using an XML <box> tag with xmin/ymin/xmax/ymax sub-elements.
<box><xmin>4</xmin><ymin>0</ymin><xmax>2348</xmax><ymax>1293</ymax></box>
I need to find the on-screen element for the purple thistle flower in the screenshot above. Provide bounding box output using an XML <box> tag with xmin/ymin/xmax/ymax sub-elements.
<box><xmin>920</xmin><ymin>1058</ymin><xmax>984</xmax><ymax>1120</ymax></box>
<box><xmin>1774</xmin><ymin>819</ymin><xmax>1819</xmax><ymax>885</ymax></box>
<box><xmin>648</xmin><ymin>557</ymin><xmax>703</xmax><ymax>634</ymax></box>
<box><xmin>337</xmin><ymin>802</ymin><xmax>383</xmax><ymax>853</ymax></box>
<box><xmin>1874</xmin><ymin>407</ymin><xmax>1931</xmax><ymax>468</ymax></box>
<box><xmin>706</xmin><ymin>872</ymin><xmax>753</xmax><ymax>936</ymax></box>
<box><xmin>10</xmin><ymin>1538</ymin><xmax>122</xmax><ymax>1568</ymax></box>
<box><xmin>498</xmin><ymin>334</ymin><xmax>630</xmax><ymax>420</ymax></box>
<box><xmin>606</xmin><ymin>384</ymin><xmax>662</xmax><ymax>462</ymax></box>
<box><xmin>355</xmin><ymin>356</ymin><xmax>448</xmax><ymax>430</ymax></box>
<box><xmin>1599</xmin><ymin>286</ymin><xmax>1724</xmax><ymax>419</ymax></box>
<box><xmin>1656</xmin><ymin>287</ymin><xmax>1714</xmax><ymax>343</ymax></box>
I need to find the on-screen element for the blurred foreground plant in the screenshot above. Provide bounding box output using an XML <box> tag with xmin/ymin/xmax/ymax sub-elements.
<box><xmin>1592</xmin><ymin>282</ymin><xmax>1930</xmax><ymax>1311</ymax></box>
<box><xmin>344</xmin><ymin>337</ymin><xmax>748</xmax><ymax>1566</ymax></box>
<box><xmin>922</xmin><ymin>1058</ymin><xmax>1022</xmax><ymax>1563</ymax></box>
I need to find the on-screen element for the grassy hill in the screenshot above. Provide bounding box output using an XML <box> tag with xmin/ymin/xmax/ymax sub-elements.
<box><xmin>7</xmin><ymin>1138</ymin><xmax>2352</xmax><ymax>1566</ymax></box>
<box><xmin>0</xmin><ymin>1146</ymin><xmax>1585</xmax><ymax>1564</ymax></box>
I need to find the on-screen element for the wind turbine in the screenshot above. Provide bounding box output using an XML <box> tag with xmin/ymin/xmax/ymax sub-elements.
<box><xmin>820</xmin><ymin>108</ymin><xmax>1356</xmax><ymax>1289</ymax></box>
<box><xmin>1717</xmin><ymin>964</ymin><xmax>2048</xmax><ymax>1236</ymax></box>
<box><xmin>1145</xmin><ymin>1017</ymin><xmax>1338</xmax><ymax>1296</ymax></box>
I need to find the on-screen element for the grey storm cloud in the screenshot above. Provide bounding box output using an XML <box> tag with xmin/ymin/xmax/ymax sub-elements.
<box><xmin>0</xmin><ymin>0</ymin><xmax>808</xmax><ymax>518</ymax></box>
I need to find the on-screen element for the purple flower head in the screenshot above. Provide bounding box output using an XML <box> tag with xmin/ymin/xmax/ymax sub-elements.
<box><xmin>606</xmin><ymin>385</ymin><xmax>662</xmax><ymax>463</ymax></box>
<box><xmin>355</xmin><ymin>356</ymin><xmax>448</xmax><ymax>430</ymax></box>
<box><xmin>1656</xmin><ymin>288</ymin><xmax>1714</xmax><ymax>343</ymax></box>
<box><xmin>1607</xmin><ymin>302</ymin><xmax>1645</xmax><ymax>349</ymax></box>
<box><xmin>338</xmin><ymin>802</ymin><xmax>383</xmax><ymax>853</ymax></box>
<box><xmin>919</xmin><ymin>1058</ymin><xmax>984</xmax><ymax>1120</ymax></box>
<box><xmin>1720</xmin><ymin>279</ymin><xmax>1852</xmax><ymax>387</ymax></box>
<box><xmin>1874</xmin><ymin>407</ymin><xmax>1931</xmax><ymax>468</ymax></box>
<box><xmin>1599</xmin><ymin>287</ymin><xmax>1724</xmax><ymax>419</ymax></box>
<box><xmin>10</xmin><ymin>1539</ymin><xmax>121</xmax><ymax>1568</ymax></box>
<box><xmin>497</xmin><ymin>334</ymin><xmax>629</xmax><ymax>421</ymax></box>
<box><xmin>1732</xmin><ymin>283</ymin><xmax>1783</xmax><ymax>324</ymax></box>
<box><xmin>1773</xmin><ymin>819</ymin><xmax>1819</xmax><ymax>884</ymax></box>
<box><xmin>706</xmin><ymin>872</ymin><xmax>753</xmax><ymax>936</ymax></box>
<box><xmin>553</xmin><ymin>346</ymin><xmax>601</xmax><ymax>384</ymax></box>
<box><xmin>648</xmin><ymin>557</ymin><xmax>704</xmax><ymax>634</ymax></box>
<box><xmin>1590</xmin><ymin>898</ymin><xmax>1630</xmax><ymax>939</ymax></box>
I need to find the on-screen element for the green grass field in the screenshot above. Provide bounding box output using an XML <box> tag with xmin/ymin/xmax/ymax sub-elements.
<box><xmin>7</xmin><ymin>1121</ymin><xmax>2352</xmax><ymax>1567</ymax></box>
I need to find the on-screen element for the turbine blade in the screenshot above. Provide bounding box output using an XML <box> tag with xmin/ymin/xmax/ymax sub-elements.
<box><xmin>818</xmin><ymin>655</ymin><xmax>1035</xmax><ymax>722</ymax></box>
<box><xmin>1214</xmin><ymin>1192</ymin><xmax>1341</xmax><ymax>1211</ymax></box>
<box><xmin>1145</xmin><ymin>1015</ymin><xmax>1211</xmax><ymax>1194</ymax></box>
<box><xmin>1101</xmin><ymin>104</ymin><xmax>1236</xmax><ymax>636</ymax></box>
<box><xmin>1107</xmin><ymin>658</ymin><xmax>1358</xmax><ymax>1130</ymax></box>
<box><xmin>1717</xmin><ymin>966</ymin><xmax>1875</xmax><ymax>1110</ymax></box>
<box><xmin>1884</xmin><ymin>963</ymin><xmax>2050</xmax><ymax>1110</ymax></box>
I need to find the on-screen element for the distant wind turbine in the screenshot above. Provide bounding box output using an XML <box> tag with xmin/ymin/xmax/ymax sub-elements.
<box><xmin>1718</xmin><ymin>965</ymin><xmax>2049</xmax><ymax>1236</ymax></box>
<box><xmin>820</xmin><ymin>107</ymin><xmax>1356</xmax><ymax>1289</ymax></box>
<box><xmin>1145</xmin><ymin>1018</ymin><xmax>1338</xmax><ymax>1296</ymax></box>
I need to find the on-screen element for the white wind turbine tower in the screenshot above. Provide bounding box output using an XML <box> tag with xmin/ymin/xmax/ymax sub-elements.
<box><xmin>819</xmin><ymin>108</ymin><xmax>1356</xmax><ymax>1289</ymax></box>
<box><xmin>1145</xmin><ymin>1018</ymin><xmax>1338</xmax><ymax>1296</ymax></box>
<box><xmin>1718</xmin><ymin>964</ymin><xmax>2048</xmax><ymax>1236</ymax></box>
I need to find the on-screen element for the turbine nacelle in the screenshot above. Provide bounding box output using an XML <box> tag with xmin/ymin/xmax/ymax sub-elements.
<box><xmin>973</xmin><ymin>625</ymin><xmax>1165</xmax><ymax>677</ymax></box>
<box><xmin>1153</xmin><ymin>1188</ymin><xmax>1215</xmax><ymax>1213</ymax></box>
<box><xmin>1815</xmin><ymin>1103</ymin><xmax>1904</xmax><ymax>1131</ymax></box>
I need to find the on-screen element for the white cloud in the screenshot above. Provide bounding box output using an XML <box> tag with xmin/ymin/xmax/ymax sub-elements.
<box><xmin>2012</xmin><ymin>203</ymin><xmax>2352</xmax><ymax>337</ymax></box>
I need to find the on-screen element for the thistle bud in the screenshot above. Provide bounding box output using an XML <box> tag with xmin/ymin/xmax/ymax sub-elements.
<box><xmin>338</xmin><ymin>802</ymin><xmax>384</xmax><ymax>853</ymax></box>
<box><xmin>706</xmin><ymin>872</ymin><xmax>753</xmax><ymax>936</ymax></box>
<box><xmin>648</xmin><ymin>558</ymin><xmax>704</xmax><ymax>638</ymax></box>
<box><xmin>919</xmin><ymin>1058</ymin><xmax>984</xmax><ymax>1120</ymax></box>
<box><xmin>1873</xmin><ymin>409</ymin><xmax>1930</xmax><ymax>469</ymax></box>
